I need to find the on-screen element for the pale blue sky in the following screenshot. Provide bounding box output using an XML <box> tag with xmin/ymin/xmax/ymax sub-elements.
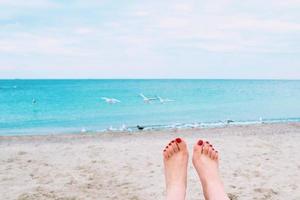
<box><xmin>0</xmin><ymin>0</ymin><xmax>299</xmax><ymax>79</ymax></box>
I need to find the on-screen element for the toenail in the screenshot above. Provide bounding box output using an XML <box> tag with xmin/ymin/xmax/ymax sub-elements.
<box><xmin>175</xmin><ymin>138</ymin><xmax>182</xmax><ymax>143</ymax></box>
<box><xmin>210</xmin><ymin>144</ymin><xmax>212</xmax><ymax>147</ymax></box>
<box><xmin>197</xmin><ymin>140</ymin><xmax>203</xmax><ymax>146</ymax></box>
<box><xmin>206</xmin><ymin>141</ymin><xmax>209</xmax><ymax>144</ymax></box>
<box><xmin>171</xmin><ymin>140</ymin><xmax>175</xmax><ymax>143</ymax></box>
<box><xmin>166</xmin><ymin>146</ymin><xmax>168</xmax><ymax>148</ymax></box>
<box><xmin>168</xmin><ymin>143</ymin><xmax>171</xmax><ymax>145</ymax></box>
<box><xmin>212</xmin><ymin>148</ymin><xmax>215</xmax><ymax>151</ymax></box>
<box><xmin>163</xmin><ymin>149</ymin><xmax>166</xmax><ymax>152</ymax></box>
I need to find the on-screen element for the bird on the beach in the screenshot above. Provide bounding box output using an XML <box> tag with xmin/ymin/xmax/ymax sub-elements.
<box><xmin>226</xmin><ymin>119</ymin><xmax>234</xmax><ymax>124</ymax></box>
<box><xmin>101</xmin><ymin>97</ymin><xmax>121</xmax><ymax>104</ymax></box>
<box><xmin>137</xmin><ymin>125</ymin><xmax>145</xmax><ymax>130</ymax></box>
<box><xmin>139</xmin><ymin>93</ymin><xmax>157</xmax><ymax>104</ymax></box>
<box><xmin>119</xmin><ymin>124</ymin><xmax>128</xmax><ymax>131</ymax></box>
<box><xmin>157</xmin><ymin>96</ymin><xmax>174</xmax><ymax>104</ymax></box>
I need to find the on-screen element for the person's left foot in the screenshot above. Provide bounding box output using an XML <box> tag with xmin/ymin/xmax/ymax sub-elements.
<box><xmin>163</xmin><ymin>138</ymin><xmax>189</xmax><ymax>200</ymax></box>
<box><xmin>192</xmin><ymin>140</ymin><xmax>229</xmax><ymax>200</ymax></box>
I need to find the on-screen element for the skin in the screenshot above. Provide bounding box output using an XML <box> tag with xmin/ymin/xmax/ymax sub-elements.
<box><xmin>163</xmin><ymin>138</ymin><xmax>188</xmax><ymax>200</ymax></box>
<box><xmin>192</xmin><ymin>140</ymin><xmax>229</xmax><ymax>200</ymax></box>
<box><xmin>163</xmin><ymin>138</ymin><xmax>229</xmax><ymax>200</ymax></box>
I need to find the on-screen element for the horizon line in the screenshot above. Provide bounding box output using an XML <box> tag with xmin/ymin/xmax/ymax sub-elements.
<box><xmin>0</xmin><ymin>78</ymin><xmax>300</xmax><ymax>81</ymax></box>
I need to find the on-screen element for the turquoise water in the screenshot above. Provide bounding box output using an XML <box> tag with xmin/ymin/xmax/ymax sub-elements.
<box><xmin>0</xmin><ymin>79</ymin><xmax>300</xmax><ymax>136</ymax></box>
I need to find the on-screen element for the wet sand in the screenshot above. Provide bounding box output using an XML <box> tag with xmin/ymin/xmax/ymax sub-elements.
<box><xmin>1</xmin><ymin>123</ymin><xmax>300</xmax><ymax>200</ymax></box>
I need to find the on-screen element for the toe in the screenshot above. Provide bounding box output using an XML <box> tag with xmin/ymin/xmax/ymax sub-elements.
<box><xmin>203</xmin><ymin>142</ymin><xmax>210</xmax><ymax>155</ymax></box>
<box><xmin>171</xmin><ymin>140</ymin><xmax>179</xmax><ymax>152</ymax></box>
<box><xmin>175</xmin><ymin>137</ymin><xmax>187</xmax><ymax>152</ymax></box>
<box><xmin>211</xmin><ymin>149</ymin><xmax>217</xmax><ymax>160</ymax></box>
<box><xmin>166</xmin><ymin>145</ymin><xmax>173</xmax><ymax>157</ymax></box>
<box><xmin>194</xmin><ymin>139</ymin><xmax>204</xmax><ymax>153</ymax></box>
<box><xmin>163</xmin><ymin>149</ymin><xmax>168</xmax><ymax>159</ymax></box>
<box><xmin>208</xmin><ymin>145</ymin><xmax>214</xmax><ymax>158</ymax></box>
<box><xmin>215</xmin><ymin>151</ymin><xmax>219</xmax><ymax>160</ymax></box>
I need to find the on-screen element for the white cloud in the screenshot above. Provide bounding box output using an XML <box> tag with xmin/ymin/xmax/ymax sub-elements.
<box><xmin>221</xmin><ymin>16</ymin><xmax>300</xmax><ymax>32</ymax></box>
<box><xmin>1</xmin><ymin>0</ymin><xmax>300</xmax><ymax>78</ymax></box>
<box><xmin>133</xmin><ymin>10</ymin><xmax>149</xmax><ymax>17</ymax></box>
<box><xmin>0</xmin><ymin>32</ymin><xmax>85</xmax><ymax>56</ymax></box>
<box><xmin>75</xmin><ymin>27</ymin><xmax>95</xmax><ymax>35</ymax></box>
<box><xmin>173</xmin><ymin>3</ymin><xmax>194</xmax><ymax>13</ymax></box>
<box><xmin>0</xmin><ymin>0</ymin><xmax>58</xmax><ymax>8</ymax></box>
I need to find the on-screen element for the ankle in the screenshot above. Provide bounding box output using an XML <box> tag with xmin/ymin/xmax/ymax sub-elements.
<box><xmin>201</xmin><ymin>180</ymin><xmax>228</xmax><ymax>200</ymax></box>
<box><xmin>166</xmin><ymin>184</ymin><xmax>186</xmax><ymax>200</ymax></box>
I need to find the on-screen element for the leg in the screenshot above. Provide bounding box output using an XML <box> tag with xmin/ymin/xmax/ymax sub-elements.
<box><xmin>192</xmin><ymin>140</ymin><xmax>229</xmax><ymax>200</ymax></box>
<box><xmin>163</xmin><ymin>138</ymin><xmax>189</xmax><ymax>200</ymax></box>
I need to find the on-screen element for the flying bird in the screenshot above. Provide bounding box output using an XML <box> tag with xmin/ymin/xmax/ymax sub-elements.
<box><xmin>101</xmin><ymin>97</ymin><xmax>121</xmax><ymax>104</ymax></box>
<box><xmin>139</xmin><ymin>93</ymin><xmax>157</xmax><ymax>104</ymax></box>
<box><xmin>157</xmin><ymin>96</ymin><xmax>175</xmax><ymax>104</ymax></box>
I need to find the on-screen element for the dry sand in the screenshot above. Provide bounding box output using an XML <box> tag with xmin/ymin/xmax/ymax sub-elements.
<box><xmin>1</xmin><ymin>123</ymin><xmax>300</xmax><ymax>200</ymax></box>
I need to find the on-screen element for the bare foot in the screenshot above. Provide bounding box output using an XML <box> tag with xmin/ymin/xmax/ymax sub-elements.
<box><xmin>163</xmin><ymin>138</ymin><xmax>189</xmax><ymax>200</ymax></box>
<box><xmin>192</xmin><ymin>140</ymin><xmax>229</xmax><ymax>200</ymax></box>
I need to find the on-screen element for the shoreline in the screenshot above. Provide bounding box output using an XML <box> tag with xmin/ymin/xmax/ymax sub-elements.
<box><xmin>1</xmin><ymin>122</ymin><xmax>300</xmax><ymax>199</ymax></box>
<box><xmin>1</xmin><ymin>121</ymin><xmax>300</xmax><ymax>140</ymax></box>
<box><xmin>1</xmin><ymin>119</ymin><xmax>300</xmax><ymax>138</ymax></box>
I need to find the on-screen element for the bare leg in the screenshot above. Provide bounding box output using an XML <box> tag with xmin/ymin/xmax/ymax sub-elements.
<box><xmin>192</xmin><ymin>140</ymin><xmax>229</xmax><ymax>200</ymax></box>
<box><xmin>163</xmin><ymin>138</ymin><xmax>189</xmax><ymax>200</ymax></box>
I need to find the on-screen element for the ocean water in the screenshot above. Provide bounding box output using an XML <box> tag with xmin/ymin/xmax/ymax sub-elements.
<box><xmin>0</xmin><ymin>79</ymin><xmax>300</xmax><ymax>136</ymax></box>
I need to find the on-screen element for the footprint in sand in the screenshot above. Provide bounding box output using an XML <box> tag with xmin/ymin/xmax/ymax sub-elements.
<box><xmin>227</xmin><ymin>193</ymin><xmax>239</xmax><ymax>200</ymax></box>
<box><xmin>18</xmin><ymin>151</ymin><xmax>27</xmax><ymax>156</ymax></box>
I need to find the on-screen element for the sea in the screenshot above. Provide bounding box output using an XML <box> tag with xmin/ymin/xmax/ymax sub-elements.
<box><xmin>0</xmin><ymin>79</ymin><xmax>299</xmax><ymax>136</ymax></box>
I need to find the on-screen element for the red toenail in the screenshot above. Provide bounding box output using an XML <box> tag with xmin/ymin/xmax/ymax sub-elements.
<box><xmin>197</xmin><ymin>140</ymin><xmax>203</xmax><ymax>146</ymax></box>
<box><xmin>206</xmin><ymin>141</ymin><xmax>209</xmax><ymax>144</ymax></box>
<box><xmin>163</xmin><ymin>149</ymin><xmax>166</xmax><ymax>152</ymax></box>
<box><xmin>210</xmin><ymin>144</ymin><xmax>212</xmax><ymax>147</ymax></box>
<box><xmin>169</xmin><ymin>143</ymin><xmax>171</xmax><ymax>145</ymax></box>
<box><xmin>171</xmin><ymin>140</ymin><xmax>175</xmax><ymax>143</ymax></box>
<box><xmin>175</xmin><ymin>138</ymin><xmax>182</xmax><ymax>143</ymax></box>
<box><xmin>216</xmin><ymin>151</ymin><xmax>218</xmax><ymax>153</ymax></box>
<box><xmin>166</xmin><ymin>146</ymin><xmax>168</xmax><ymax>148</ymax></box>
<box><xmin>212</xmin><ymin>148</ymin><xmax>215</xmax><ymax>151</ymax></box>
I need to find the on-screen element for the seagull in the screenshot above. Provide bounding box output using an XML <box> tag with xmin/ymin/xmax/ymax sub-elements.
<box><xmin>137</xmin><ymin>125</ymin><xmax>145</xmax><ymax>130</ymax></box>
<box><xmin>101</xmin><ymin>97</ymin><xmax>121</xmax><ymax>104</ymax></box>
<box><xmin>139</xmin><ymin>93</ymin><xmax>157</xmax><ymax>104</ymax></box>
<box><xmin>157</xmin><ymin>96</ymin><xmax>174</xmax><ymax>104</ymax></box>
<box><xmin>119</xmin><ymin>124</ymin><xmax>127</xmax><ymax>131</ymax></box>
<box><xmin>259</xmin><ymin>117</ymin><xmax>263</xmax><ymax>123</ymax></box>
<box><xmin>226</xmin><ymin>119</ymin><xmax>234</xmax><ymax>124</ymax></box>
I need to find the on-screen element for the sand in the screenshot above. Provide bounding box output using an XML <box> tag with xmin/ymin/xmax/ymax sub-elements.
<box><xmin>1</xmin><ymin>123</ymin><xmax>300</xmax><ymax>200</ymax></box>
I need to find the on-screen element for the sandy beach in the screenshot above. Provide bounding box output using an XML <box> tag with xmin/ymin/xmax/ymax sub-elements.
<box><xmin>1</xmin><ymin>123</ymin><xmax>300</xmax><ymax>200</ymax></box>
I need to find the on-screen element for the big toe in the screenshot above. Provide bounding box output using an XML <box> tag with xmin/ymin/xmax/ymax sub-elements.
<box><xmin>175</xmin><ymin>137</ymin><xmax>187</xmax><ymax>152</ymax></box>
<box><xmin>193</xmin><ymin>139</ymin><xmax>204</xmax><ymax>153</ymax></box>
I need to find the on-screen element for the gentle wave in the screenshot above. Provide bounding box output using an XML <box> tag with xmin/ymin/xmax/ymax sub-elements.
<box><xmin>83</xmin><ymin>117</ymin><xmax>300</xmax><ymax>133</ymax></box>
<box><xmin>1</xmin><ymin>79</ymin><xmax>300</xmax><ymax>136</ymax></box>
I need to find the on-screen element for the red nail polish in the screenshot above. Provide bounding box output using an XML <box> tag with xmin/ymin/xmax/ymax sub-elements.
<box><xmin>212</xmin><ymin>148</ymin><xmax>215</xmax><ymax>151</ymax></box>
<box><xmin>197</xmin><ymin>140</ymin><xmax>203</xmax><ymax>146</ymax></box>
<box><xmin>175</xmin><ymin>138</ymin><xmax>182</xmax><ymax>143</ymax></box>
<box><xmin>166</xmin><ymin>146</ymin><xmax>168</xmax><ymax>148</ymax></box>
<box><xmin>210</xmin><ymin>144</ymin><xmax>212</xmax><ymax>147</ymax></box>
<box><xmin>206</xmin><ymin>141</ymin><xmax>209</xmax><ymax>144</ymax></box>
<box><xmin>168</xmin><ymin>143</ymin><xmax>171</xmax><ymax>145</ymax></box>
<box><xmin>171</xmin><ymin>140</ymin><xmax>175</xmax><ymax>143</ymax></box>
<box><xmin>163</xmin><ymin>149</ymin><xmax>166</xmax><ymax>152</ymax></box>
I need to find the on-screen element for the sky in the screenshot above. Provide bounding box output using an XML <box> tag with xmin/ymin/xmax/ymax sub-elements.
<box><xmin>0</xmin><ymin>0</ymin><xmax>300</xmax><ymax>79</ymax></box>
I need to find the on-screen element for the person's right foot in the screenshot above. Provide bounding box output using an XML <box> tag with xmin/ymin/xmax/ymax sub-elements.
<box><xmin>163</xmin><ymin>138</ymin><xmax>188</xmax><ymax>200</ymax></box>
<box><xmin>192</xmin><ymin>140</ymin><xmax>229</xmax><ymax>200</ymax></box>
